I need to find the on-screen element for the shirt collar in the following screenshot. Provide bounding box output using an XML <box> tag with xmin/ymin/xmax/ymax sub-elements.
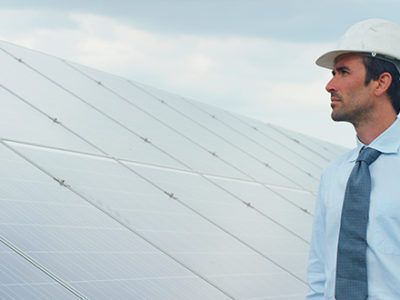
<box><xmin>348</xmin><ymin>117</ymin><xmax>400</xmax><ymax>162</ymax></box>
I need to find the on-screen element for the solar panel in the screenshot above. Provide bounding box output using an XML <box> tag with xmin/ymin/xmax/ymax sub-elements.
<box><xmin>0</xmin><ymin>142</ymin><xmax>232</xmax><ymax>299</ymax></box>
<box><xmin>0</xmin><ymin>40</ymin><xmax>346</xmax><ymax>299</ymax></box>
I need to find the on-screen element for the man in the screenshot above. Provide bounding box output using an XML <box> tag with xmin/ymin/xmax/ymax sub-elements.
<box><xmin>306</xmin><ymin>19</ymin><xmax>400</xmax><ymax>299</ymax></box>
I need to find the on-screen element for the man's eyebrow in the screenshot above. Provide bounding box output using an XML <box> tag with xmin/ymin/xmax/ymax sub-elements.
<box><xmin>335</xmin><ymin>66</ymin><xmax>350</xmax><ymax>72</ymax></box>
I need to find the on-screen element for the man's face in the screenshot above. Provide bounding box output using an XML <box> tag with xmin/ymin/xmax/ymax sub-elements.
<box><xmin>326</xmin><ymin>54</ymin><xmax>376</xmax><ymax>125</ymax></box>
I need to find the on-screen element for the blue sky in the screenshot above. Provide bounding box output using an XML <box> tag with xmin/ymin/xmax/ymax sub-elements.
<box><xmin>0</xmin><ymin>0</ymin><xmax>399</xmax><ymax>147</ymax></box>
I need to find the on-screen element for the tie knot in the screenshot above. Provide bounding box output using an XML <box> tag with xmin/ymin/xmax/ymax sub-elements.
<box><xmin>356</xmin><ymin>147</ymin><xmax>381</xmax><ymax>165</ymax></box>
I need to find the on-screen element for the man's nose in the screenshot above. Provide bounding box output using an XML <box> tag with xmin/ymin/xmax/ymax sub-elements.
<box><xmin>325</xmin><ymin>77</ymin><xmax>336</xmax><ymax>93</ymax></box>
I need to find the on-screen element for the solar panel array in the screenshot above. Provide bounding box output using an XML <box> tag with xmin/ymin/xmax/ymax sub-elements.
<box><xmin>0</xmin><ymin>41</ymin><xmax>347</xmax><ymax>299</ymax></box>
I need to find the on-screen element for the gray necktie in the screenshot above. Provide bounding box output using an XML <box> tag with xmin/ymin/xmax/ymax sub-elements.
<box><xmin>335</xmin><ymin>147</ymin><xmax>381</xmax><ymax>300</ymax></box>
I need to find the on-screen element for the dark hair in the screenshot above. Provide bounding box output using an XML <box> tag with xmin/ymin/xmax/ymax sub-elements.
<box><xmin>362</xmin><ymin>56</ymin><xmax>400</xmax><ymax>114</ymax></box>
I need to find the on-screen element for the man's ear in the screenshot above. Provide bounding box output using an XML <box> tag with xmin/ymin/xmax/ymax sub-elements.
<box><xmin>375</xmin><ymin>72</ymin><xmax>392</xmax><ymax>96</ymax></box>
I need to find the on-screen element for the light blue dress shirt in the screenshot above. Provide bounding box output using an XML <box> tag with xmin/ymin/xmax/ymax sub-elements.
<box><xmin>306</xmin><ymin>118</ymin><xmax>400</xmax><ymax>299</ymax></box>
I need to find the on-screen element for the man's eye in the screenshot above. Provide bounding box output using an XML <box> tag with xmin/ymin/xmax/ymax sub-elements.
<box><xmin>338</xmin><ymin>68</ymin><xmax>350</xmax><ymax>75</ymax></box>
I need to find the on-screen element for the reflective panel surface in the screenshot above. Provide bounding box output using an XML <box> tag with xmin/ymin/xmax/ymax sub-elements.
<box><xmin>0</xmin><ymin>40</ymin><xmax>347</xmax><ymax>299</ymax></box>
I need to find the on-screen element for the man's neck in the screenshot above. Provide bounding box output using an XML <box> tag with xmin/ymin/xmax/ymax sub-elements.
<box><xmin>355</xmin><ymin>114</ymin><xmax>397</xmax><ymax>145</ymax></box>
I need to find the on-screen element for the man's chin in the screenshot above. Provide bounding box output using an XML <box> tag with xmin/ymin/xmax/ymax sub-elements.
<box><xmin>331</xmin><ymin>112</ymin><xmax>347</xmax><ymax>122</ymax></box>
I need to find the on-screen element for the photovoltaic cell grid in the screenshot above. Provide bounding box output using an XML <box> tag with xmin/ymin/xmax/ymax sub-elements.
<box><xmin>0</xmin><ymin>143</ymin><xmax>231</xmax><ymax>299</ymax></box>
<box><xmin>0</xmin><ymin>40</ymin><xmax>346</xmax><ymax>299</ymax></box>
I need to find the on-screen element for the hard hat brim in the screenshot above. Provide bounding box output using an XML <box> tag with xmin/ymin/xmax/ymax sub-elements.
<box><xmin>315</xmin><ymin>50</ymin><xmax>362</xmax><ymax>69</ymax></box>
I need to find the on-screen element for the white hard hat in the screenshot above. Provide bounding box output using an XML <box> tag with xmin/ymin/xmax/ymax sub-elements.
<box><xmin>316</xmin><ymin>19</ymin><xmax>400</xmax><ymax>70</ymax></box>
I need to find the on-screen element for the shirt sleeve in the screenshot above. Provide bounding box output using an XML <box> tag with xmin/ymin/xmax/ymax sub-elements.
<box><xmin>305</xmin><ymin>172</ymin><xmax>327</xmax><ymax>299</ymax></box>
